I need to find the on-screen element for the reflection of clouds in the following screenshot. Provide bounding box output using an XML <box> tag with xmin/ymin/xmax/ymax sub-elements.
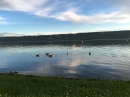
<box><xmin>69</xmin><ymin>59</ymin><xmax>81</xmax><ymax>67</ymax></box>
<box><xmin>5</xmin><ymin>47</ymin><xmax>16</xmax><ymax>50</ymax></box>
<box><xmin>18</xmin><ymin>49</ymin><xmax>130</xmax><ymax>80</ymax></box>
<box><xmin>19</xmin><ymin>60</ymin><xmax>130</xmax><ymax>80</ymax></box>
<box><xmin>71</xmin><ymin>45</ymin><xmax>82</xmax><ymax>50</ymax></box>
<box><xmin>67</xmin><ymin>70</ymin><xmax>76</xmax><ymax>74</ymax></box>
<box><xmin>58</xmin><ymin>59</ymin><xmax>82</xmax><ymax>67</ymax></box>
<box><xmin>20</xmin><ymin>62</ymin><xmax>69</xmax><ymax>77</ymax></box>
<box><xmin>0</xmin><ymin>62</ymin><xmax>8</xmax><ymax>68</ymax></box>
<box><xmin>20</xmin><ymin>63</ymin><xmax>54</xmax><ymax>76</ymax></box>
<box><xmin>1</xmin><ymin>44</ymin><xmax>130</xmax><ymax>80</ymax></box>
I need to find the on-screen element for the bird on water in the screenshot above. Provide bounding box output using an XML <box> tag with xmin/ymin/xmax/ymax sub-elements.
<box><xmin>48</xmin><ymin>54</ymin><xmax>54</xmax><ymax>58</ymax></box>
<box><xmin>89</xmin><ymin>51</ymin><xmax>92</xmax><ymax>55</ymax></box>
<box><xmin>46</xmin><ymin>53</ymin><xmax>49</xmax><ymax>56</ymax></box>
<box><xmin>36</xmin><ymin>54</ymin><xmax>40</xmax><ymax>57</ymax></box>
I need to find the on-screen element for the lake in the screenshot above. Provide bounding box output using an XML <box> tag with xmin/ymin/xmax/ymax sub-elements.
<box><xmin>0</xmin><ymin>44</ymin><xmax>130</xmax><ymax>80</ymax></box>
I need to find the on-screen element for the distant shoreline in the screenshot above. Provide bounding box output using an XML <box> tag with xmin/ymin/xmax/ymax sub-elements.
<box><xmin>0</xmin><ymin>30</ymin><xmax>130</xmax><ymax>45</ymax></box>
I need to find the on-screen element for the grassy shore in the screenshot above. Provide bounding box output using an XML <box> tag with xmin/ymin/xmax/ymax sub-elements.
<box><xmin>0</xmin><ymin>74</ymin><xmax>130</xmax><ymax>97</ymax></box>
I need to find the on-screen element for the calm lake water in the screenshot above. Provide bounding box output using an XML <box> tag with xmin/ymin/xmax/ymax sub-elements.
<box><xmin>0</xmin><ymin>44</ymin><xmax>130</xmax><ymax>80</ymax></box>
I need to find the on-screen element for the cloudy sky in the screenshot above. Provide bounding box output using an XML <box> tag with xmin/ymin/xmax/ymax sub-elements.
<box><xmin>0</xmin><ymin>0</ymin><xmax>130</xmax><ymax>36</ymax></box>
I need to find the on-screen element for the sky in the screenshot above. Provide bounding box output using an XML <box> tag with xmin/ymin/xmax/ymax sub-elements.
<box><xmin>0</xmin><ymin>0</ymin><xmax>130</xmax><ymax>36</ymax></box>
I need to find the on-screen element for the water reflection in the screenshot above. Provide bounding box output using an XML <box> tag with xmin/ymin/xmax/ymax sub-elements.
<box><xmin>0</xmin><ymin>44</ymin><xmax>130</xmax><ymax>80</ymax></box>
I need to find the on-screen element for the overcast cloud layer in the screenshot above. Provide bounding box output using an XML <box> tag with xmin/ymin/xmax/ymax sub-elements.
<box><xmin>0</xmin><ymin>0</ymin><xmax>130</xmax><ymax>24</ymax></box>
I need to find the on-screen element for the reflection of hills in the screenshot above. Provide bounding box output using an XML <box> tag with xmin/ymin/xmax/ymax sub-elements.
<box><xmin>0</xmin><ymin>30</ymin><xmax>130</xmax><ymax>45</ymax></box>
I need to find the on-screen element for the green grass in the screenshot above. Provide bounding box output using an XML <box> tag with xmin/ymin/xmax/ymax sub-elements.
<box><xmin>0</xmin><ymin>74</ymin><xmax>130</xmax><ymax>97</ymax></box>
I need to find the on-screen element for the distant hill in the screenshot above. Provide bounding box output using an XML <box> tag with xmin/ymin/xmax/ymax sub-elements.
<box><xmin>0</xmin><ymin>30</ymin><xmax>130</xmax><ymax>45</ymax></box>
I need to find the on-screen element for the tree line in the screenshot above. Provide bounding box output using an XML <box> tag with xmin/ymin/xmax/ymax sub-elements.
<box><xmin>0</xmin><ymin>30</ymin><xmax>130</xmax><ymax>45</ymax></box>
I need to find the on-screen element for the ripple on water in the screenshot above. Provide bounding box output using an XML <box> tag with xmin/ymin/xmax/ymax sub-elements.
<box><xmin>0</xmin><ymin>44</ymin><xmax>130</xmax><ymax>80</ymax></box>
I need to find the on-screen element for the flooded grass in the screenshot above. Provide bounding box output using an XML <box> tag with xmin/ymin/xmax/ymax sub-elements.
<box><xmin>0</xmin><ymin>74</ymin><xmax>130</xmax><ymax>97</ymax></box>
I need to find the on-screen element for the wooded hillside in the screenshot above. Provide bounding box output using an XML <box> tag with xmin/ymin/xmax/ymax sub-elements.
<box><xmin>0</xmin><ymin>30</ymin><xmax>130</xmax><ymax>45</ymax></box>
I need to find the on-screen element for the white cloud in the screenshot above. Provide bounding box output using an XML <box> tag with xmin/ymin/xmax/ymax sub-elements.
<box><xmin>0</xmin><ymin>21</ymin><xmax>9</xmax><ymax>25</ymax></box>
<box><xmin>0</xmin><ymin>0</ymin><xmax>130</xmax><ymax>24</ymax></box>
<box><xmin>0</xmin><ymin>17</ymin><xmax>5</xmax><ymax>20</ymax></box>
<box><xmin>0</xmin><ymin>16</ymin><xmax>11</xmax><ymax>25</ymax></box>
<box><xmin>1</xmin><ymin>25</ymin><xmax>130</xmax><ymax>37</ymax></box>
<box><xmin>0</xmin><ymin>32</ymin><xmax>25</xmax><ymax>37</ymax></box>
<box><xmin>105</xmin><ymin>0</ymin><xmax>130</xmax><ymax>8</ymax></box>
<box><xmin>69</xmin><ymin>30</ymin><xmax>85</xmax><ymax>34</ymax></box>
<box><xmin>0</xmin><ymin>0</ymin><xmax>48</xmax><ymax>12</ymax></box>
<box><xmin>0</xmin><ymin>30</ymin><xmax>86</xmax><ymax>37</ymax></box>
<box><xmin>54</xmin><ymin>10</ymin><xmax>130</xmax><ymax>24</ymax></box>
<box><xmin>89</xmin><ymin>25</ymin><xmax>130</xmax><ymax>32</ymax></box>
<box><xmin>0</xmin><ymin>31</ymin><xmax>67</xmax><ymax>37</ymax></box>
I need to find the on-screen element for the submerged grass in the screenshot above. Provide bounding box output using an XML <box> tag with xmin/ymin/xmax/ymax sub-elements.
<box><xmin>0</xmin><ymin>74</ymin><xmax>130</xmax><ymax>97</ymax></box>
